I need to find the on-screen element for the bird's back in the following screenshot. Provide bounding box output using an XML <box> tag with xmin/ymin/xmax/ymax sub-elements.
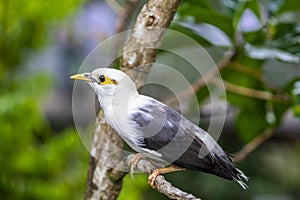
<box><xmin>128</xmin><ymin>95</ymin><xmax>248</xmax><ymax>188</ymax></box>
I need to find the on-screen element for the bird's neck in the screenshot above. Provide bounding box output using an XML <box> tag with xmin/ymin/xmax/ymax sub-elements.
<box><xmin>98</xmin><ymin>92</ymin><xmax>139</xmax><ymax>138</ymax></box>
<box><xmin>98</xmin><ymin>95</ymin><xmax>112</xmax><ymax>110</ymax></box>
<box><xmin>98</xmin><ymin>91</ymin><xmax>139</xmax><ymax>111</ymax></box>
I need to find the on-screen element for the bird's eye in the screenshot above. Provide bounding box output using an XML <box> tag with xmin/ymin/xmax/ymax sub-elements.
<box><xmin>99</xmin><ymin>75</ymin><xmax>105</xmax><ymax>83</ymax></box>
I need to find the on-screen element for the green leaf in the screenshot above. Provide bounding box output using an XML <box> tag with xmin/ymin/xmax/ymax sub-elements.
<box><xmin>178</xmin><ymin>2</ymin><xmax>234</xmax><ymax>39</ymax></box>
<box><xmin>263</xmin><ymin>60</ymin><xmax>300</xmax><ymax>89</ymax></box>
<box><xmin>235</xmin><ymin>106</ymin><xmax>269</xmax><ymax>143</ymax></box>
<box><xmin>242</xmin><ymin>30</ymin><xmax>266</xmax><ymax>45</ymax></box>
<box><xmin>269</xmin><ymin>23</ymin><xmax>300</xmax><ymax>54</ymax></box>
<box><xmin>196</xmin><ymin>85</ymin><xmax>210</xmax><ymax>105</ymax></box>
<box><xmin>233</xmin><ymin>0</ymin><xmax>261</xmax><ymax>32</ymax></box>
<box><xmin>179</xmin><ymin>0</ymin><xmax>214</xmax><ymax>11</ymax></box>
<box><xmin>244</xmin><ymin>43</ymin><xmax>300</xmax><ymax>64</ymax></box>
<box><xmin>221</xmin><ymin>52</ymin><xmax>271</xmax><ymax>141</ymax></box>
<box><xmin>272</xmin><ymin>102</ymin><xmax>290</xmax><ymax>125</ymax></box>
<box><xmin>170</xmin><ymin>23</ymin><xmax>212</xmax><ymax>46</ymax></box>
<box><xmin>277</xmin><ymin>0</ymin><xmax>300</xmax><ymax>14</ymax></box>
<box><xmin>293</xmin><ymin>81</ymin><xmax>300</xmax><ymax>121</ymax></box>
<box><xmin>119</xmin><ymin>174</ymin><xmax>148</xmax><ymax>200</ymax></box>
<box><xmin>0</xmin><ymin>0</ymin><xmax>83</xmax><ymax>73</ymax></box>
<box><xmin>222</xmin><ymin>52</ymin><xmax>264</xmax><ymax>89</ymax></box>
<box><xmin>219</xmin><ymin>0</ymin><xmax>239</xmax><ymax>17</ymax></box>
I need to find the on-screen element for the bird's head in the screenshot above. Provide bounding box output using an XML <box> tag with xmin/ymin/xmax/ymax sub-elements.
<box><xmin>71</xmin><ymin>68</ymin><xmax>138</xmax><ymax>106</ymax></box>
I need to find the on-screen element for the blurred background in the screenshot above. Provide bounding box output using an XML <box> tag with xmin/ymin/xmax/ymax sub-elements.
<box><xmin>1</xmin><ymin>0</ymin><xmax>300</xmax><ymax>199</ymax></box>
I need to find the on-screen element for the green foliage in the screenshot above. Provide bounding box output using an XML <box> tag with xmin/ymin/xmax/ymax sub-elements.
<box><xmin>179</xmin><ymin>2</ymin><xmax>234</xmax><ymax>38</ymax></box>
<box><xmin>232</xmin><ymin>0</ymin><xmax>261</xmax><ymax>32</ymax></box>
<box><xmin>277</xmin><ymin>0</ymin><xmax>300</xmax><ymax>13</ymax></box>
<box><xmin>1</xmin><ymin>0</ymin><xmax>299</xmax><ymax>199</ymax></box>
<box><xmin>0</xmin><ymin>73</ymin><xmax>88</xmax><ymax>200</ymax></box>
<box><xmin>174</xmin><ymin>0</ymin><xmax>299</xmax><ymax>142</ymax></box>
<box><xmin>118</xmin><ymin>174</ymin><xmax>149</xmax><ymax>200</ymax></box>
<box><xmin>0</xmin><ymin>0</ymin><xmax>82</xmax><ymax>75</ymax></box>
<box><xmin>0</xmin><ymin>0</ymin><xmax>87</xmax><ymax>199</ymax></box>
<box><xmin>170</xmin><ymin>23</ymin><xmax>212</xmax><ymax>46</ymax></box>
<box><xmin>293</xmin><ymin>81</ymin><xmax>300</xmax><ymax>120</ymax></box>
<box><xmin>1</xmin><ymin>129</ymin><xmax>88</xmax><ymax>200</ymax></box>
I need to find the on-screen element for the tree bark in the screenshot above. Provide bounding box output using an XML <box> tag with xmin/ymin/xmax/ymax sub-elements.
<box><xmin>122</xmin><ymin>0</ymin><xmax>182</xmax><ymax>85</ymax></box>
<box><xmin>84</xmin><ymin>114</ymin><xmax>125</xmax><ymax>200</ymax></box>
<box><xmin>84</xmin><ymin>0</ymin><xmax>182</xmax><ymax>199</ymax></box>
<box><xmin>111</xmin><ymin>155</ymin><xmax>201</xmax><ymax>200</ymax></box>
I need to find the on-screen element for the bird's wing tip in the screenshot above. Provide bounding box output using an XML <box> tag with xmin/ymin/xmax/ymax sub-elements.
<box><xmin>234</xmin><ymin>168</ymin><xmax>249</xmax><ymax>189</ymax></box>
<box><xmin>234</xmin><ymin>178</ymin><xmax>249</xmax><ymax>190</ymax></box>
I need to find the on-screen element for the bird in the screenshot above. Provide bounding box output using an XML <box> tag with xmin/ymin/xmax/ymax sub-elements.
<box><xmin>71</xmin><ymin>68</ymin><xmax>248</xmax><ymax>189</ymax></box>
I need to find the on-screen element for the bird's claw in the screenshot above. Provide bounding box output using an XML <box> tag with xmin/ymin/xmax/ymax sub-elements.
<box><xmin>129</xmin><ymin>153</ymin><xmax>146</xmax><ymax>178</ymax></box>
<box><xmin>148</xmin><ymin>169</ymin><xmax>160</xmax><ymax>189</ymax></box>
<box><xmin>148</xmin><ymin>166</ymin><xmax>185</xmax><ymax>189</ymax></box>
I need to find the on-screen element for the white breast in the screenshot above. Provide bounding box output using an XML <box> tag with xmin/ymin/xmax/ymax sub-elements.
<box><xmin>101</xmin><ymin>95</ymin><xmax>145</xmax><ymax>150</ymax></box>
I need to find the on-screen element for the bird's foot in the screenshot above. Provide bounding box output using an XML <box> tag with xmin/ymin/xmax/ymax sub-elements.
<box><xmin>148</xmin><ymin>165</ymin><xmax>185</xmax><ymax>189</ymax></box>
<box><xmin>129</xmin><ymin>153</ymin><xmax>148</xmax><ymax>178</ymax></box>
<box><xmin>148</xmin><ymin>169</ymin><xmax>160</xmax><ymax>189</ymax></box>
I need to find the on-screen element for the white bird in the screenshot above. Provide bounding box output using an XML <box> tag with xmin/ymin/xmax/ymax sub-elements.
<box><xmin>71</xmin><ymin>68</ymin><xmax>248</xmax><ymax>189</ymax></box>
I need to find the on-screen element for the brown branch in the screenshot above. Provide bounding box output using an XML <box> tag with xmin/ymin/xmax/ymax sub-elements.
<box><xmin>113</xmin><ymin>0</ymin><xmax>140</xmax><ymax>58</ymax></box>
<box><xmin>228</xmin><ymin>62</ymin><xmax>291</xmax><ymax>101</ymax></box>
<box><xmin>163</xmin><ymin>50</ymin><xmax>292</xmax><ymax>106</ymax></box>
<box><xmin>233</xmin><ymin>128</ymin><xmax>275</xmax><ymax>163</ymax></box>
<box><xmin>117</xmin><ymin>0</ymin><xmax>202</xmax><ymax>199</ymax></box>
<box><xmin>211</xmin><ymin>77</ymin><xmax>291</xmax><ymax>103</ymax></box>
<box><xmin>84</xmin><ymin>112</ymin><xmax>125</xmax><ymax>200</ymax></box>
<box><xmin>111</xmin><ymin>155</ymin><xmax>201</xmax><ymax>200</ymax></box>
<box><xmin>84</xmin><ymin>1</ymin><xmax>141</xmax><ymax>197</ymax></box>
<box><xmin>228</xmin><ymin>62</ymin><xmax>276</xmax><ymax>90</ymax></box>
<box><xmin>105</xmin><ymin>0</ymin><xmax>123</xmax><ymax>14</ymax></box>
<box><xmin>164</xmin><ymin>48</ymin><xmax>237</xmax><ymax>106</ymax></box>
<box><xmin>85</xmin><ymin>0</ymin><xmax>183</xmax><ymax>200</ymax></box>
<box><xmin>116</xmin><ymin>0</ymin><xmax>139</xmax><ymax>33</ymax></box>
<box><xmin>122</xmin><ymin>0</ymin><xmax>182</xmax><ymax>87</ymax></box>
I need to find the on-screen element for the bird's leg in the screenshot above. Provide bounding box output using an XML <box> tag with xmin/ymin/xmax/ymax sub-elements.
<box><xmin>148</xmin><ymin>165</ymin><xmax>185</xmax><ymax>189</ymax></box>
<box><xmin>129</xmin><ymin>153</ymin><xmax>152</xmax><ymax>178</ymax></box>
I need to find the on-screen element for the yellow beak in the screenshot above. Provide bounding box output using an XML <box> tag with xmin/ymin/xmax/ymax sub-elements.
<box><xmin>70</xmin><ymin>73</ymin><xmax>93</xmax><ymax>82</ymax></box>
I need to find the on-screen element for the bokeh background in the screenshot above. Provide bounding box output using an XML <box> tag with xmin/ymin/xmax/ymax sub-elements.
<box><xmin>1</xmin><ymin>0</ymin><xmax>300</xmax><ymax>199</ymax></box>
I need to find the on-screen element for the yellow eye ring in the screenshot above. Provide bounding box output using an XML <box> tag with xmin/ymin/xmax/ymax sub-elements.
<box><xmin>98</xmin><ymin>75</ymin><xmax>118</xmax><ymax>85</ymax></box>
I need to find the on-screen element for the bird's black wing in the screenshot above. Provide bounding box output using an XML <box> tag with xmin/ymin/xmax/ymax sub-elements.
<box><xmin>129</xmin><ymin>98</ymin><xmax>240</xmax><ymax>181</ymax></box>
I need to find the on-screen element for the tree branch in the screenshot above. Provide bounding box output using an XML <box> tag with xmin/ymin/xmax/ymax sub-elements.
<box><xmin>233</xmin><ymin>128</ymin><xmax>275</xmax><ymax>163</ymax></box>
<box><xmin>84</xmin><ymin>112</ymin><xmax>125</xmax><ymax>200</ymax></box>
<box><xmin>227</xmin><ymin>62</ymin><xmax>291</xmax><ymax>101</ymax></box>
<box><xmin>111</xmin><ymin>155</ymin><xmax>201</xmax><ymax>200</ymax></box>
<box><xmin>113</xmin><ymin>0</ymin><xmax>140</xmax><ymax>58</ymax></box>
<box><xmin>105</xmin><ymin>0</ymin><xmax>123</xmax><ymax>14</ymax></box>
<box><xmin>117</xmin><ymin>0</ymin><xmax>202</xmax><ymax>199</ymax></box>
<box><xmin>163</xmin><ymin>49</ymin><xmax>291</xmax><ymax>106</ymax></box>
<box><xmin>122</xmin><ymin>0</ymin><xmax>182</xmax><ymax>87</ymax></box>
<box><xmin>116</xmin><ymin>0</ymin><xmax>139</xmax><ymax>34</ymax></box>
<box><xmin>85</xmin><ymin>0</ymin><xmax>183</xmax><ymax>200</ymax></box>
<box><xmin>211</xmin><ymin>77</ymin><xmax>291</xmax><ymax>103</ymax></box>
<box><xmin>164</xmin><ymin>48</ymin><xmax>237</xmax><ymax>106</ymax></box>
<box><xmin>227</xmin><ymin>62</ymin><xmax>278</xmax><ymax>91</ymax></box>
